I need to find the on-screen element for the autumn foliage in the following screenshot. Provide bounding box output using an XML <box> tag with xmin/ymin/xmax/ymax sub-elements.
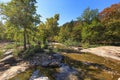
<box><xmin>99</xmin><ymin>3</ymin><xmax>120</xmax><ymax>25</ymax></box>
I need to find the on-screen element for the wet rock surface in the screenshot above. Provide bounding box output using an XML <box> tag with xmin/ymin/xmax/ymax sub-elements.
<box><xmin>0</xmin><ymin>62</ymin><xmax>30</xmax><ymax>80</ymax></box>
<box><xmin>29</xmin><ymin>70</ymin><xmax>49</xmax><ymax>80</ymax></box>
<box><xmin>55</xmin><ymin>63</ymin><xmax>79</xmax><ymax>80</ymax></box>
<box><xmin>41</xmin><ymin>54</ymin><xmax>63</xmax><ymax>67</ymax></box>
<box><xmin>29</xmin><ymin>53</ymin><xmax>64</xmax><ymax>68</ymax></box>
<box><xmin>3</xmin><ymin>49</ymin><xmax>13</xmax><ymax>57</ymax></box>
<box><xmin>0</xmin><ymin>49</ymin><xmax>16</xmax><ymax>64</ymax></box>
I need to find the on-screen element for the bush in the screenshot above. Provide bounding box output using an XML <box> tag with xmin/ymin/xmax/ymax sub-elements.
<box><xmin>23</xmin><ymin>46</ymin><xmax>44</xmax><ymax>59</ymax></box>
<box><xmin>41</xmin><ymin>43</ymin><xmax>48</xmax><ymax>49</ymax></box>
<box><xmin>82</xmin><ymin>42</ymin><xmax>90</xmax><ymax>48</ymax></box>
<box><xmin>63</xmin><ymin>39</ymin><xmax>81</xmax><ymax>47</ymax></box>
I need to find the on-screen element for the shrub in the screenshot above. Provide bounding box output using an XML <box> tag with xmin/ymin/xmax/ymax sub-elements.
<box><xmin>23</xmin><ymin>46</ymin><xmax>44</xmax><ymax>59</ymax></box>
<box><xmin>64</xmin><ymin>39</ymin><xmax>81</xmax><ymax>47</ymax></box>
<box><xmin>82</xmin><ymin>42</ymin><xmax>90</xmax><ymax>48</ymax></box>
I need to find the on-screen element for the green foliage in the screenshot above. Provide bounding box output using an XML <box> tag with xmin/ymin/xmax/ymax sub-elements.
<box><xmin>78</xmin><ymin>7</ymin><xmax>98</xmax><ymax>24</ymax></box>
<box><xmin>99</xmin><ymin>3</ymin><xmax>120</xmax><ymax>44</ymax></box>
<box><xmin>0</xmin><ymin>21</ymin><xmax>6</xmax><ymax>41</ymax></box>
<box><xmin>23</xmin><ymin>45</ymin><xmax>43</xmax><ymax>58</ymax></box>
<box><xmin>58</xmin><ymin>20</ymin><xmax>82</xmax><ymax>43</ymax></box>
<box><xmin>82</xmin><ymin>42</ymin><xmax>90</xmax><ymax>48</ymax></box>
<box><xmin>64</xmin><ymin>39</ymin><xmax>81</xmax><ymax>47</ymax></box>
<box><xmin>0</xmin><ymin>0</ymin><xmax>40</xmax><ymax>50</ymax></box>
<box><xmin>0</xmin><ymin>50</ymin><xmax>4</xmax><ymax>58</ymax></box>
<box><xmin>36</xmin><ymin>14</ymin><xmax>59</xmax><ymax>43</ymax></box>
<box><xmin>45</xmin><ymin>14</ymin><xmax>60</xmax><ymax>41</ymax></box>
<box><xmin>4</xmin><ymin>43</ymin><xmax>15</xmax><ymax>49</ymax></box>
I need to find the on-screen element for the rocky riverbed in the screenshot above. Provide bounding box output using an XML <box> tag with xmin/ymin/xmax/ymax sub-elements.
<box><xmin>0</xmin><ymin>49</ymin><xmax>79</xmax><ymax>80</ymax></box>
<box><xmin>0</xmin><ymin>44</ymin><xmax>120</xmax><ymax>80</ymax></box>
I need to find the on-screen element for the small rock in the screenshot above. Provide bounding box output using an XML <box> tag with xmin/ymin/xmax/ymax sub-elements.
<box><xmin>34</xmin><ymin>77</ymin><xmax>49</xmax><ymax>80</ymax></box>
<box><xmin>29</xmin><ymin>70</ymin><xmax>40</xmax><ymax>80</ymax></box>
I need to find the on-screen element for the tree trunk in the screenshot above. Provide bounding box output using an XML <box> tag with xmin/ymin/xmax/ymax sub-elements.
<box><xmin>24</xmin><ymin>27</ymin><xmax>27</xmax><ymax>50</ymax></box>
<box><xmin>27</xmin><ymin>34</ymin><xmax>30</xmax><ymax>48</ymax></box>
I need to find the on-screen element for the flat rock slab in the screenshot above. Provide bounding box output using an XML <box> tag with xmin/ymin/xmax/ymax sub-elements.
<box><xmin>81</xmin><ymin>46</ymin><xmax>120</xmax><ymax>61</ymax></box>
<box><xmin>0</xmin><ymin>55</ymin><xmax>14</xmax><ymax>62</ymax></box>
<box><xmin>0</xmin><ymin>62</ymin><xmax>29</xmax><ymax>80</ymax></box>
<box><xmin>3</xmin><ymin>49</ymin><xmax>13</xmax><ymax>57</ymax></box>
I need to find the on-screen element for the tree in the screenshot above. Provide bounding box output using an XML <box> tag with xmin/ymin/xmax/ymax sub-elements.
<box><xmin>99</xmin><ymin>3</ymin><xmax>120</xmax><ymax>25</ymax></box>
<box><xmin>0</xmin><ymin>21</ymin><xmax>6</xmax><ymax>41</ymax></box>
<box><xmin>78</xmin><ymin>8</ymin><xmax>99</xmax><ymax>44</ymax></box>
<box><xmin>78</xmin><ymin>7</ymin><xmax>98</xmax><ymax>24</ymax></box>
<box><xmin>45</xmin><ymin>14</ymin><xmax>59</xmax><ymax>41</ymax></box>
<box><xmin>37</xmin><ymin>23</ymin><xmax>48</xmax><ymax>44</ymax></box>
<box><xmin>99</xmin><ymin>3</ymin><xmax>120</xmax><ymax>44</ymax></box>
<box><xmin>0</xmin><ymin>0</ymin><xmax>40</xmax><ymax>50</ymax></box>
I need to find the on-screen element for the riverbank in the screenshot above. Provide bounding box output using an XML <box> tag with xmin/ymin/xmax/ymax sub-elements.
<box><xmin>81</xmin><ymin>46</ymin><xmax>120</xmax><ymax>61</ymax></box>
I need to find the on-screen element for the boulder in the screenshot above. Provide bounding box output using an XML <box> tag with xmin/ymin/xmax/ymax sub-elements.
<box><xmin>41</xmin><ymin>59</ymin><xmax>61</xmax><ymax>67</ymax></box>
<box><xmin>41</xmin><ymin>54</ymin><xmax>63</xmax><ymax>67</ymax></box>
<box><xmin>41</xmin><ymin>61</ymin><xmax>51</xmax><ymax>67</ymax></box>
<box><xmin>59</xmin><ymin>64</ymin><xmax>78</xmax><ymax>74</ymax></box>
<box><xmin>51</xmin><ymin>53</ymin><xmax>63</xmax><ymax>61</ymax></box>
<box><xmin>29</xmin><ymin>70</ymin><xmax>40</xmax><ymax>80</ymax></box>
<box><xmin>48</xmin><ymin>59</ymin><xmax>61</xmax><ymax>67</ymax></box>
<box><xmin>55</xmin><ymin>64</ymin><xmax>78</xmax><ymax>80</ymax></box>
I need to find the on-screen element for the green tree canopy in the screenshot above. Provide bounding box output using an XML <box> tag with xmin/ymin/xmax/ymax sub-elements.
<box><xmin>0</xmin><ymin>0</ymin><xmax>40</xmax><ymax>50</ymax></box>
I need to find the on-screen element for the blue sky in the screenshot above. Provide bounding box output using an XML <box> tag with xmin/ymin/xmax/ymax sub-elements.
<box><xmin>0</xmin><ymin>0</ymin><xmax>120</xmax><ymax>25</ymax></box>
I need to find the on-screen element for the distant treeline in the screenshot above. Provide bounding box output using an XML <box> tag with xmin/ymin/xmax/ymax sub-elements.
<box><xmin>0</xmin><ymin>1</ymin><xmax>120</xmax><ymax>49</ymax></box>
